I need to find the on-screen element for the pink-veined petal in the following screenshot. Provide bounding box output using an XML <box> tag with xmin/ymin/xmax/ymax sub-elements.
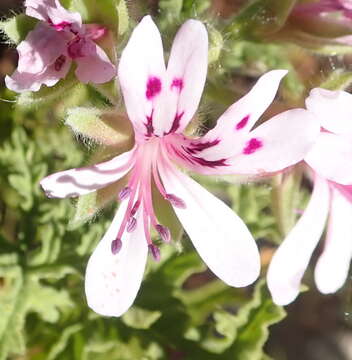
<box><xmin>314</xmin><ymin>187</ymin><xmax>352</xmax><ymax>294</ymax></box>
<box><xmin>156</xmin><ymin>19</ymin><xmax>208</xmax><ymax>135</ymax></box>
<box><xmin>75</xmin><ymin>43</ymin><xmax>116</xmax><ymax>84</ymax></box>
<box><xmin>224</xmin><ymin>108</ymin><xmax>320</xmax><ymax>175</ymax></box>
<box><xmin>306</xmin><ymin>88</ymin><xmax>352</xmax><ymax>136</ymax></box>
<box><xmin>200</xmin><ymin>70</ymin><xmax>288</xmax><ymax>147</ymax></box>
<box><xmin>178</xmin><ymin>109</ymin><xmax>319</xmax><ymax>176</ymax></box>
<box><xmin>40</xmin><ymin>148</ymin><xmax>135</xmax><ymax>198</ymax></box>
<box><xmin>159</xmin><ymin>164</ymin><xmax>260</xmax><ymax>287</ymax></box>
<box><xmin>85</xmin><ymin>202</ymin><xmax>148</xmax><ymax>316</ymax></box>
<box><xmin>118</xmin><ymin>16</ymin><xmax>166</xmax><ymax>139</ymax></box>
<box><xmin>267</xmin><ymin>176</ymin><xmax>330</xmax><ymax>305</ymax></box>
<box><xmin>305</xmin><ymin>132</ymin><xmax>352</xmax><ymax>185</ymax></box>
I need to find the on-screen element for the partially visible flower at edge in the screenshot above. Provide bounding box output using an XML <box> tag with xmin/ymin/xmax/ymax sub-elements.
<box><xmin>268</xmin><ymin>88</ymin><xmax>352</xmax><ymax>306</ymax></box>
<box><xmin>40</xmin><ymin>16</ymin><xmax>320</xmax><ymax>317</ymax></box>
<box><xmin>5</xmin><ymin>0</ymin><xmax>116</xmax><ymax>93</ymax></box>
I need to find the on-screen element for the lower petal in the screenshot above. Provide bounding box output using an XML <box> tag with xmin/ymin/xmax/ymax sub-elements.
<box><xmin>314</xmin><ymin>187</ymin><xmax>352</xmax><ymax>294</ymax></box>
<box><xmin>159</xmin><ymin>164</ymin><xmax>260</xmax><ymax>287</ymax></box>
<box><xmin>267</xmin><ymin>176</ymin><xmax>330</xmax><ymax>305</ymax></box>
<box><xmin>305</xmin><ymin>132</ymin><xmax>352</xmax><ymax>185</ymax></box>
<box><xmin>85</xmin><ymin>202</ymin><xmax>148</xmax><ymax>316</ymax></box>
<box><xmin>40</xmin><ymin>148</ymin><xmax>135</xmax><ymax>198</ymax></box>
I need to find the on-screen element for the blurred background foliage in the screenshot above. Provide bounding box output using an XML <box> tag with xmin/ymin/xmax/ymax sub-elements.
<box><xmin>1</xmin><ymin>0</ymin><xmax>352</xmax><ymax>359</ymax></box>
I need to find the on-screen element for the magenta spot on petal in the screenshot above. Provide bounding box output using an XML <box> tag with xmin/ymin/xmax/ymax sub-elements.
<box><xmin>146</xmin><ymin>77</ymin><xmax>162</xmax><ymax>100</ymax></box>
<box><xmin>243</xmin><ymin>138</ymin><xmax>263</xmax><ymax>155</ymax></box>
<box><xmin>54</xmin><ymin>55</ymin><xmax>67</xmax><ymax>71</ymax></box>
<box><xmin>236</xmin><ymin>115</ymin><xmax>250</xmax><ymax>130</ymax></box>
<box><xmin>171</xmin><ymin>78</ymin><xmax>184</xmax><ymax>92</ymax></box>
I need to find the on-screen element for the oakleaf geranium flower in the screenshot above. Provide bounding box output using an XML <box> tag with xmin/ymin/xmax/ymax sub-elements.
<box><xmin>5</xmin><ymin>0</ymin><xmax>116</xmax><ymax>92</ymax></box>
<box><xmin>268</xmin><ymin>88</ymin><xmax>352</xmax><ymax>306</ymax></box>
<box><xmin>40</xmin><ymin>16</ymin><xmax>319</xmax><ymax>316</ymax></box>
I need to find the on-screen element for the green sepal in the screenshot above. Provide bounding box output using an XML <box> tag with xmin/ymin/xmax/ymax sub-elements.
<box><xmin>319</xmin><ymin>70</ymin><xmax>352</xmax><ymax>91</ymax></box>
<box><xmin>69</xmin><ymin>179</ymin><xmax>125</xmax><ymax>229</ymax></box>
<box><xmin>117</xmin><ymin>0</ymin><xmax>129</xmax><ymax>35</ymax></box>
<box><xmin>273</xmin><ymin>28</ymin><xmax>352</xmax><ymax>55</ymax></box>
<box><xmin>65</xmin><ymin>108</ymin><xmax>134</xmax><ymax>147</ymax></box>
<box><xmin>208</xmin><ymin>25</ymin><xmax>224</xmax><ymax>64</ymax></box>
<box><xmin>0</xmin><ymin>14</ymin><xmax>37</xmax><ymax>45</ymax></box>
<box><xmin>227</xmin><ymin>0</ymin><xmax>297</xmax><ymax>40</ymax></box>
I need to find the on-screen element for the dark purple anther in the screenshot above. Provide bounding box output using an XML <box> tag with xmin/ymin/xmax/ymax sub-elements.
<box><xmin>118</xmin><ymin>186</ymin><xmax>131</xmax><ymax>201</ymax></box>
<box><xmin>155</xmin><ymin>224</ymin><xmax>171</xmax><ymax>243</ymax></box>
<box><xmin>148</xmin><ymin>244</ymin><xmax>161</xmax><ymax>262</ymax></box>
<box><xmin>165</xmin><ymin>194</ymin><xmax>186</xmax><ymax>209</ymax></box>
<box><xmin>111</xmin><ymin>238</ymin><xmax>122</xmax><ymax>255</ymax></box>
<box><xmin>127</xmin><ymin>217</ymin><xmax>137</xmax><ymax>233</ymax></box>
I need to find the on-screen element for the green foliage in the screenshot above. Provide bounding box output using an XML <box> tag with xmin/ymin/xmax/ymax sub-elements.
<box><xmin>2</xmin><ymin>0</ymin><xmax>347</xmax><ymax>358</ymax></box>
<box><xmin>0</xmin><ymin>14</ymin><xmax>37</xmax><ymax>44</ymax></box>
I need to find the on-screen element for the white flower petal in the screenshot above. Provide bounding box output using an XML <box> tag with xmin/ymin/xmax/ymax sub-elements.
<box><xmin>159</xmin><ymin>164</ymin><xmax>260</xmax><ymax>287</ymax></box>
<box><xmin>315</xmin><ymin>187</ymin><xmax>352</xmax><ymax>294</ymax></box>
<box><xmin>305</xmin><ymin>132</ymin><xmax>352</xmax><ymax>185</ymax></box>
<box><xmin>85</xmin><ymin>202</ymin><xmax>148</xmax><ymax>317</ymax></box>
<box><xmin>40</xmin><ymin>149</ymin><xmax>135</xmax><ymax>198</ymax></box>
<box><xmin>200</xmin><ymin>70</ymin><xmax>288</xmax><ymax>150</ymax></box>
<box><xmin>267</xmin><ymin>176</ymin><xmax>330</xmax><ymax>305</ymax></box>
<box><xmin>118</xmin><ymin>16</ymin><xmax>166</xmax><ymax>139</ymax></box>
<box><xmin>156</xmin><ymin>19</ymin><xmax>208</xmax><ymax>134</ymax></box>
<box><xmin>306</xmin><ymin>88</ymin><xmax>352</xmax><ymax>136</ymax></box>
<box><xmin>182</xmin><ymin>109</ymin><xmax>319</xmax><ymax>176</ymax></box>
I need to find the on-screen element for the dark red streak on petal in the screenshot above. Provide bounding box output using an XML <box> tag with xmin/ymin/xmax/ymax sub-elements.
<box><xmin>144</xmin><ymin>110</ymin><xmax>154</xmax><ymax>137</ymax></box>
<box><xmin>166</xmin><ymin>111</ymin><xmax>184</xmax><ymax>134</ymax></box>
<box><xmin>187</xmin><ymin>139</ymin><xmax>220</xmax><ymax>154</ymax></box>
<box><xmin>236</xmin><ymin>114</ymin><xmax>250</xmax><ymax>130</ymax></box>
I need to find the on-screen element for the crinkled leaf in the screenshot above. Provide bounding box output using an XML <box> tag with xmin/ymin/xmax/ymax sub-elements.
<box><xmin>122</xmin><ymin>307</ymin><xmax>162</xmax><ymax>329</ymax></box>
<box><xmin>0</xmin><ymin>14</ymin><xmax>37</xmax><ymax>44</ymax></box>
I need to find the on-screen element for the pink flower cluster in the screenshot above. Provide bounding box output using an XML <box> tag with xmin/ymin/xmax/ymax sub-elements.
<box><xmin>6</xmin><ymin>0</ymin><xmax>115</xmax><ymax>92</ymax></box>
<box><xmin>9</xmin><ymin>2</ymin><xmax>351</xmax><ymax>316</ymax></box>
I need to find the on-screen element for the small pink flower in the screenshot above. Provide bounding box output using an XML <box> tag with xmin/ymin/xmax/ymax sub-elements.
<box><xmin>5</xmin><ymin>0</ymin><xmax>116</xmax><ymax>92</ymax></box>
<box><xmin>40</xmin><ymin>16</ymin><xmax>319</xmax><ymax>316</ymax></box>
<box><xmin>268</xmin><ymin>88</ymin><xmax>352</xmax><ymax>305</ymax></box>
